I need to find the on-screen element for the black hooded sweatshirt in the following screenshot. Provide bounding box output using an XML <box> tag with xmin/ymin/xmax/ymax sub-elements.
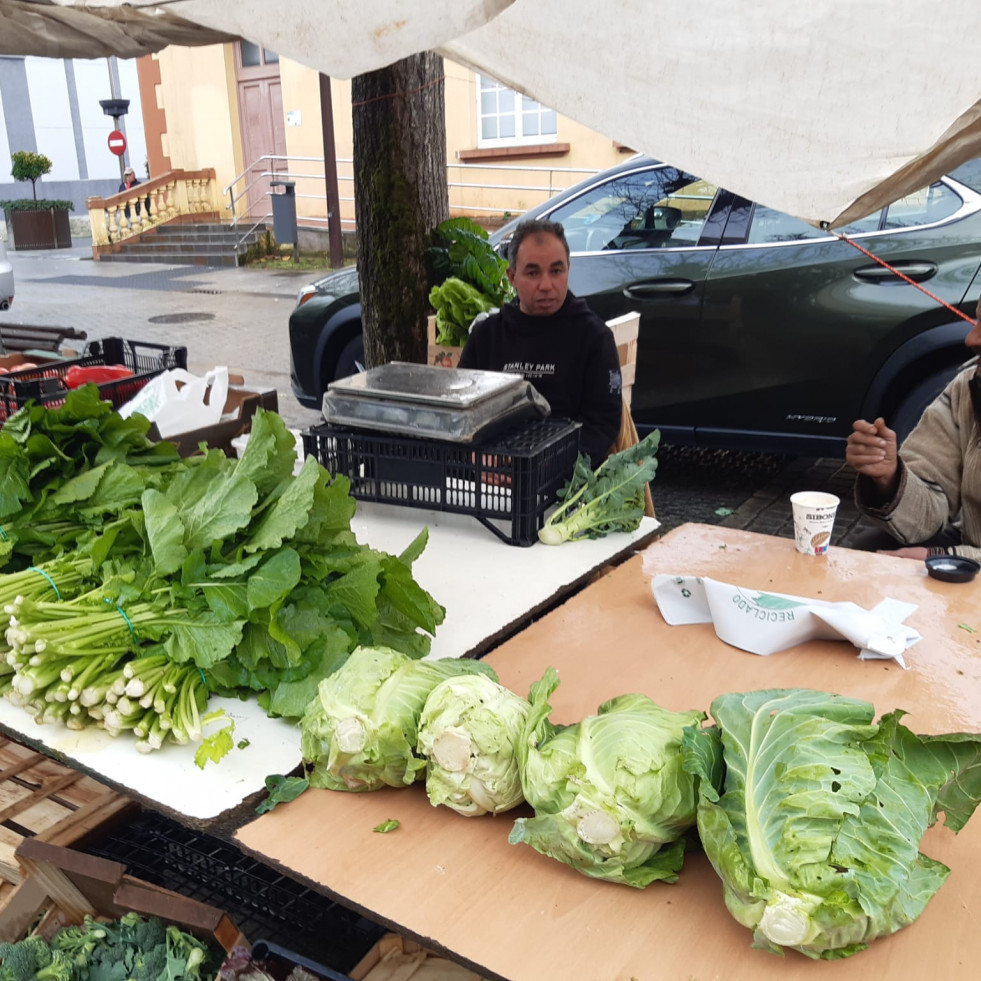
<box><xmin>458</xmin><ymin>292</ymin><xmax>622</xmax><ymax>463</ymax></box>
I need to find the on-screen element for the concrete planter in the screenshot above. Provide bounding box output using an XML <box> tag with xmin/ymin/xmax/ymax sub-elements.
<box><xmin>7</xmin><ymin>207</ymin><xmax>72</xmax><ymax>250</ymax></box>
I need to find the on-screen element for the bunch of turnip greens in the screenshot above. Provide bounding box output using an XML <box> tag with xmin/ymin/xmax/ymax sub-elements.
<box><xmin>0</xmin><ymin>384</ymin><xmax>187</xmax><ymax>570</ymax></box>
<box><xmin>0</xmin><ymin>389</ymin><xmax>444</xmax><ymax>757</ymax></box>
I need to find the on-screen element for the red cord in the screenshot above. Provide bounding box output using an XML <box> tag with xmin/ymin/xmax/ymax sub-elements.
<box><xmin>837</xmin><ymin>233</ymin><xmax>978</xmax><ymax>326</ymax></box>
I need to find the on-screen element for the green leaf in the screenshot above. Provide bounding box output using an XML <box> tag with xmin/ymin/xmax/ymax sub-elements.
<box><xmin>246</xmin><ymin>547</ymin><xmax>302</xmax><ymax>610</ymax></box>
<box><xmin>163</xmin><ymin>615</ymin><xmax>245</xmax><ymax>668</ymax></box>
<box><xmin>142</xmin><ymin>488</ymin><xmax>188</xmax><ymax>577</ymax></box>
<box><xmin>373</xmin><ymin>819</ymin><xmax>400</xmax><ymax>833</ymax></box>
<box><xmin>194</xmin><ymin>710</ymin><xmax>235</xmax><ymax>769</ymax></box>
<box><xmin>255</xmin><ymin>773</ymin><xmax>310</xmax><ymax>813</ymax></box>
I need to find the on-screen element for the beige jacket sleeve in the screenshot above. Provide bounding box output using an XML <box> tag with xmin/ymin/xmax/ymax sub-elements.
<box><xmin>856</xmin><ymin>367</ymin><xmax>981</xmax><ymax>559</ymax></box>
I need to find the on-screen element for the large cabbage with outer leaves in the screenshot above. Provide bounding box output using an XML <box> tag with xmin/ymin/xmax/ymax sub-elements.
<box><xmin>508</xmin><ymin>666</ymin><xmax>720</xmax><ymax>886</ymax></box>
<box><xmin>300</xmin><ymin>645</ymin><xmax>497</xmax><ymax>792</ymax></box>
<box><xmin>682</xmin><ymin>688</ymin><xmax>981</xmax><ymax>959</ymax></box>
<box><xmin>417</xmin><ymin>673</ymin><xmax>530</xmax><ymax>816</ymax></box>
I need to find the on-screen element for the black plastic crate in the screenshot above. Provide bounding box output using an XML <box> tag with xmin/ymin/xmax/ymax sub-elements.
<box><xmin>303</xmin><ymin>416</ymin><xmax>581</xmax><ymax>546</ymax></box>
<box><xmin>0</xmin><ymin>336</ymin><xmax>187</xmax><ymax>422</ymax></box>
<box><xmin>85</xmin><ymin>810</ymin><xmax>385</xmax><ymax>976</ymax></box>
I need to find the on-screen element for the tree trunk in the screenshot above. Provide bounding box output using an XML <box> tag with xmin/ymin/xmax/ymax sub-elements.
<box><xmin>352</xmin><ymin>51</ymin><xmax>449</xmax><ymax>368</ymax></box>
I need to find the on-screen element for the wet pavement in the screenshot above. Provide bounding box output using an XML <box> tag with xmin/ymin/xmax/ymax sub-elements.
<box><xmin>0</xmin><ymin>236</ymin><xmax>870</xmax><ymax>551</ymax></box>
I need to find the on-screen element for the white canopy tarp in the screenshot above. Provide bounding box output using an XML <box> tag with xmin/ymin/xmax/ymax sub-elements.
<box><xmin>2</xmin><ymin>0</ymin><xmax>980</xmax><ymax>227</ymax></box>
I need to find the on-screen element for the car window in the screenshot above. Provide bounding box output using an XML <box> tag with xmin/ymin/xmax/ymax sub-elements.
<box><xmin>549</xmin><ymin>168</ymin><xmax>718</xmax><ymax>252</ymax></box>
<box><xmin>747</xmin><ymin>205</ymin><xmax>882</xmax><ymax>244</ymax></box>
<box><xmin>948</xmin><ymin>157</ymin><xmax>981</xmax><ymax>193</ymax></box>
<box><xmin>883</xmin><ymin>181</ymin><xmax>961</xmax><ymax>228</ymax></box>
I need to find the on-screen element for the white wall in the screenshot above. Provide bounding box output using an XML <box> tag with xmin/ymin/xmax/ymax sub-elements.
<box><xmin>0</xmin><ymin>87</ymin><xmax>10</xmax><ymax>179</ymax></box>
<box><xmin>24</xmin><ymin>58</ymin><xmax>77</xmax><ymax>181</ymax></box>
<box><xmin>21</xmin><ymin>56</ymin><xmax>146</xmax><ymax>183</ymax></box>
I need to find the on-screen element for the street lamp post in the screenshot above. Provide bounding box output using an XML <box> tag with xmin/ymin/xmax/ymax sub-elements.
<box><xmin>99</xmin><ymin>98</ymin><xmax>130</xmax><ymax>184</ymax></box>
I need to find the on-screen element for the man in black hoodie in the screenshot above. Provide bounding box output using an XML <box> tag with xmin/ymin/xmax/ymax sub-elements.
<box><xmin>457</xmin><ymin>219</ymin><xmax>623</xmax><ymax>464</ymax></box>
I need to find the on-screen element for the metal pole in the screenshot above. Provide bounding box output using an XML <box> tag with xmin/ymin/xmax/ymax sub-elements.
<box><xmin>318</xmin><ymin>74</ymin><xmax>344</xmax><ymax>268</ymax></box>
<box><xmin>107</xmin><ymin>58</ymin><xmax>125</xmax><ymax>184</ymax></box>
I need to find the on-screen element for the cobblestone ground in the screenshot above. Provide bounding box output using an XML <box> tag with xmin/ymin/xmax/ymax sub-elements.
<box><xmin>651</xmin><ymin>445</ymin><xmax>868</xmax><ymax>550</ymax></box>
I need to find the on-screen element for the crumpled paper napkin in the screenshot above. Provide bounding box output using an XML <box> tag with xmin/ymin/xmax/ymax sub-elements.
<box><xmin>649</xmin><ymin>574</ymin><xmax>920</xmax><ymax>668</ymax></box>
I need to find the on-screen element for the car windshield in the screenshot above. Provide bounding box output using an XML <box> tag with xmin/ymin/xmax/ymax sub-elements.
<box><xmin>548</xmin><ymin>166</ymin><xmax>718</xmax><ymax>252</ymax></box>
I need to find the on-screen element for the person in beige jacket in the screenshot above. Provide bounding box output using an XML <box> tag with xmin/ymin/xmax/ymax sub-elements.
<box><xmin>846</xmin><ymin>297</ymin><xmax>981</xmax><ymax>561</ymax></box>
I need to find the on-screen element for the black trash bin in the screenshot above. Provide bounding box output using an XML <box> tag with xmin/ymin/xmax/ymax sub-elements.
<box><xmin>270</xmin><ymin>180</ymin><xmax>298</xmax><ymax>247</ymax></box>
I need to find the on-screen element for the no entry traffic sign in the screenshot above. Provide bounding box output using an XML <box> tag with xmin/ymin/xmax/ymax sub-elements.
<box><xmin>108</xmin><ymin>130</ymin><xmax>127</xmax><ymax>156</ymax></box>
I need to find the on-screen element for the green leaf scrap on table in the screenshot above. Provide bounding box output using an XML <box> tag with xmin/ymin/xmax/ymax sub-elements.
<box><xmin>715</xmin><ymin>507</ymin><xmax>734</xmax><ymax>516</ymax></box>
<box><xmin>958</xmin><ymin>623</ymin><xmax>978</xmax><ymax>633</ymax></box>
<box><xmin>194</xmin><ymin>709</ymin><xmax>235</xmax><ymax>769</ymax></box>
<box><xmin>256</xmin><ymin>773</ymin><xmax>310</xmax><ymax>814</ymax></box>
<box><xmin>373</xmin><ymin>819</ymin><xmax>400</xmax><ymax>833</ymax></box>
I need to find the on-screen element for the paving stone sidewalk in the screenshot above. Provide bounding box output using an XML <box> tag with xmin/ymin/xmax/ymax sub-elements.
<box><xmin>718</xmin><ymin>454</ymin><xmax>869</xmax><ymax>549</ymax></box>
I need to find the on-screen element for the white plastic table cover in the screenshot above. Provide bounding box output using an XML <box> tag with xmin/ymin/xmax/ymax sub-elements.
<box><xmin>0</xmin><ymin>505</ymin><xmax>657</xmax><ymax>822</ymax></box>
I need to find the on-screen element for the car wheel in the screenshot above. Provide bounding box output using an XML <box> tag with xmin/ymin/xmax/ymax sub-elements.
<box><xmin>891</xmin><ymin>365</ymin><xmax>961</xmax><ymax>444</ymax></box>
<box><xmin>332</xmin><ymin>333</ymin><xmax>365</xmax><ymax>383</ymax></box>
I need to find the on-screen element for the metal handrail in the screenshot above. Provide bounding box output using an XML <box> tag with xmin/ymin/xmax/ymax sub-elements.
<box><xmin>224</xmin><ymin>153</ymin><xmax>600</xmax><ymax>230</ymax></box>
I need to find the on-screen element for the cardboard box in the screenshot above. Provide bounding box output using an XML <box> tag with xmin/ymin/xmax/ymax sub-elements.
<box><xmin>0</xmin><ymin>838</ymin><xmax>246</xmax><ymax>951</ymax></box>
<box><xmin>0</xmin><ymin>352</ymin><xmax>59</xmax><ymax>373</ymax></box>
<box><xmin>150</xmin><ymin>386</ymin><xmax>279</xmax><ymax>457</ymax></box>
<box><xmin>426</xmin><ymin>315</ymin><xmax>463</xmax><ymax>369</ymax></box>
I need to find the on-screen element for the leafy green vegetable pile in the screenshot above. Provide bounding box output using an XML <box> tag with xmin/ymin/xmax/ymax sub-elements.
<box><xmin>425</xmin><ymin>217</ymin><xmax>513</xmax><ymax>346</ymax></box>
<box><xmin>300</xmin><ymin>644</ymin><xmax>495</xmax><ymax>792</ymax></box>
<box><xmin>0</xmin><ymin>911</ymin><xmax>219</xmax><ymax>981</ymax></box>
<box><xmin>417</xmin><ymin>672</ymin><xmax>529</xmax><ymax>816</ymax></box>
<box><xmin>300</xmin><ymin>654</ymin><xmax>981</xmax><ymax>960</ymax></box>
<box><xmin>0</xmin><ymin>389</ymin><xmax>444</xmax><ymax>759</ymax></box>
<box><xmin>538</xmin><ymin>429</ymin><xmax>660</xmax><ymax>544</ymax></box>
<box><xmin>510</xmin><ymin>666</ymin><xmax>714</xmax><ymax>886</ymax></box>
<box><xmin>683</xmin><ymin>688</ymin><xmax>981</xmax><ymax>960</ymax></box>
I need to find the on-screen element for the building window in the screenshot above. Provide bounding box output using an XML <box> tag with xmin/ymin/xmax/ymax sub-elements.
<box><xmin>477</xmin><ymin>75</ymin><xmax>556</xmax><ymax>148</ymax></box>
<box><xmin>238</xmin><ymin>42</ymin><xmax>279</xmax><ymax>69</ymax></box>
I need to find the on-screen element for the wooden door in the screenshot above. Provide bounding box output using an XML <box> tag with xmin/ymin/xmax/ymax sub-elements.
<box><xmin>235</xmin><ymin>42</ymin><xmax>287</xmax><ymax>219</ymax></box>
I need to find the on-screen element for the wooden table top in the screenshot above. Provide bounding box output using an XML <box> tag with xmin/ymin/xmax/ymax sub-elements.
<box><xmin>235</xmin><ymin>524</ymin><xmax>981</xmax><ymax>980</ymax></box>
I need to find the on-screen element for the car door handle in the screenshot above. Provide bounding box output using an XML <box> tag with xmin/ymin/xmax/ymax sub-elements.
<box><xmin>853</xmin><ymin>261</ymin><xmax>937</xmax><ymax>283</ymax></box>
<box><xmin>623</xmin><ymin>280</ymin><xmax>695</xmax><ymax>298</ymax></box>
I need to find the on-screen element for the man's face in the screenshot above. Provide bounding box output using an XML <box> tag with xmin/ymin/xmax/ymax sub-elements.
<box><xmin>507</xmin><ymin>232</ymin><xmax>569</xmax><ymax>316</ymax></box>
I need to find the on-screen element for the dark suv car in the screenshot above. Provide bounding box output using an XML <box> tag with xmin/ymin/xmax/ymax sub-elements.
<box><xmin>289</xmin><ymin>156</ymin><xmax>981</xmax><ymax>455</ymax></box>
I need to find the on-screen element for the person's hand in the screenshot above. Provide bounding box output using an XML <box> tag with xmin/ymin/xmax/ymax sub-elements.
<box><xmin>846</xmin><ymin>417</ymin><xmax>899</xmax><ymax>494</ymax></box>
<box><xmin>877</xmin><ymin>546</ymin><xmax>929</xmax><ymax>560</ymax></box>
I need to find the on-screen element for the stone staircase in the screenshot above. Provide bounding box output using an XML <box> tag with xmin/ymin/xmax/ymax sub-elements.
<box><xmin>96</xmin><ymin>222</ymin><xmax>269</xmax><ymax>267</ymax></box>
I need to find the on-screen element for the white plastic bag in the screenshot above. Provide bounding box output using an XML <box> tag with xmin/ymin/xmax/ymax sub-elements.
<box><xmin>119</xmin><ymin>366</ymin><xmax>229</xmax><ymax>438</ymax></box>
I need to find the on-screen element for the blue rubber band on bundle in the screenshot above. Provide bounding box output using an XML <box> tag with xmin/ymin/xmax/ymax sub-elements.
<box><xmin>103</xmin><ymin>597</ymin><xmax>137</xmax><ymax>640</ymax></box>
<box><xmin>27</xmin><ymin>567</ymin><xmax>61</xmax><ymax>600</ymax></box>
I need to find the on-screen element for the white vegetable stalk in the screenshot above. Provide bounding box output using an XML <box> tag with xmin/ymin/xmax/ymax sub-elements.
<box><xmin>431</xmin><ymin>729</ymin><xmax>473</xmax><ymax>772</ymax></box>
<box><xmin>758</xmin><ymin>893</ymin><xmax>817</xmax><ymax>947</ymax></box>
<box><xmin>334</xmin><ymin>716</ymin><xmax>368</xmax><ymax>754</ymax></box>
<box><xmin>577</xmin><ymin>809</ymin><xmax>621</xmax><ymax>846</ymax></box>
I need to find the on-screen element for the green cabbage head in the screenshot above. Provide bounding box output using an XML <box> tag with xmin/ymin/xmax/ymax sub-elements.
<box><xmin>508</xmin><ymin>666</ymin><xmax>718</xmax><ymax>887</ymax></box>
<box><xmin>417</xmin><ymin>673</ymin><xmax>530</xmax><ymax>816</ymax></box>
<box><xmin>300</xmin><ymin>645</ymin><xmax>497</xmax><ymax>792</ymax></box>
<box><xmin>682</xmin><ymin>688</ymin><xmax>981</xmax><ymax>959</ymax></box>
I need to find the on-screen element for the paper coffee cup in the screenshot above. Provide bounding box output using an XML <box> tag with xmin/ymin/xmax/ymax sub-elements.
<box><xmin>790</xmin><ymin>491</ymin><xmax>839</xmax><ymax>555</ymax></box>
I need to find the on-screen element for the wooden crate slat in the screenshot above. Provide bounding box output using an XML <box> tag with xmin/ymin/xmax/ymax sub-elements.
<box><xmin>0</xmin><ymin>771</ymin><xmax>84</xmax><ymax>824</ymax></box>
<box><xmin>0</xmin><ymin>739</ymin><xmax>135</xmax><ymax>890</ymax></box>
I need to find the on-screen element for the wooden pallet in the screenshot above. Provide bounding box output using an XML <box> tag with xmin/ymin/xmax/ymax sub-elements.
<box><xmin>0</xmin><ymin>738</ymin><xmax>135</xmax><ymax>896</ymax></box>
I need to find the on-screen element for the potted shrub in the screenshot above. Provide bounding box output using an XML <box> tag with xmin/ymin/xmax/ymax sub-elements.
<box><xmin>0</xmin><ymin>151</ymin><xmax>73</xmax><ymax>250</ymax></box>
